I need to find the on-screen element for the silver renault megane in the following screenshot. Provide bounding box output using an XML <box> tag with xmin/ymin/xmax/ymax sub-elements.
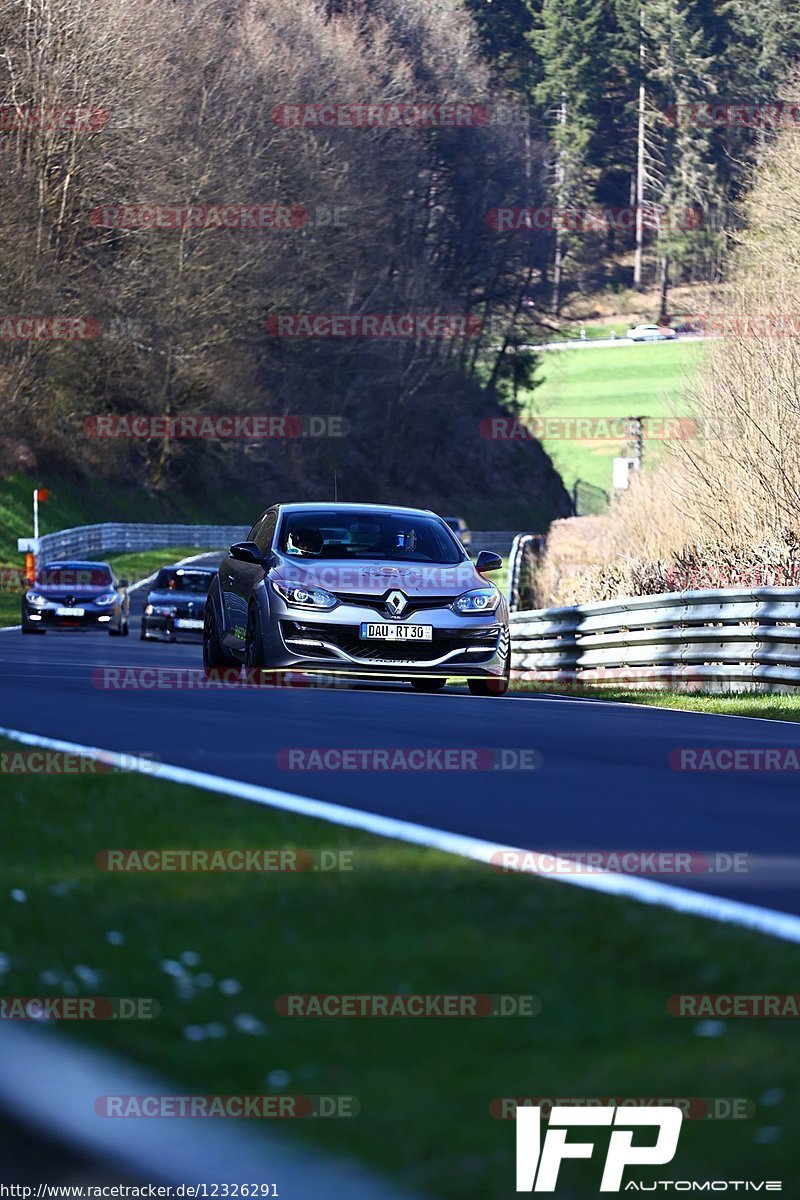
<box><xmin>203</xmin><ymin>503</ymin><xmax>510</xmax><ymax>694</ymax></box>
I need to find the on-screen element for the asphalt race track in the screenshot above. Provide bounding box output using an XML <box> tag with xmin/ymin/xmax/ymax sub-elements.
<box><xmin>2</xmin><ymin>560</ymin><xmax>800</xmax><ymax>921</ymax></box>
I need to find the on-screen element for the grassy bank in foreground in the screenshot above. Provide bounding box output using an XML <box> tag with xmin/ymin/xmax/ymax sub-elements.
<box><xmin>510</xmin><ymin>685</ymin><xmax>800</xmax><ymax>724</ymax></box>
<box><xmin>0</xmin><ymin>745</ymin><xmax>796</xmax><ymax>1198</ymax></box>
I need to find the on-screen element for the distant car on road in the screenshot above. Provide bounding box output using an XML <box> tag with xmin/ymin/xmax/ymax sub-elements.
<box><xmin>626</xmin><ymin>323</ymin><xmax>677</xmax><ymax>342</ymax></box>
<box><xmin>673</xmin><ymin>319</ymin><xmax>705</xmax><ymax>335</ymax></box>
<box><xmin>141</xmin><ymin>565</ymin><xmax>216</xmax><ymax>642</ymax></box>
<box><xmin>442</xmin><ymin>516</ymin><xmax>472</xmax><ymax>552</ymax></box>
<box><xmin>203</xmin><ymin>502</ymin><xmax>510</xmax><ymax>695</ymax></box>
<box><xmin>21</xmin><ymin>561</ymin><xmax>129</xmax><ymax>635</ymax></box>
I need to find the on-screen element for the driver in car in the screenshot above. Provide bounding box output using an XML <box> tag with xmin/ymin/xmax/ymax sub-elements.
<box><xmin>288</xmin><ymin>526</ymin><xmax>324</xmax><ymax>556</ymax></box>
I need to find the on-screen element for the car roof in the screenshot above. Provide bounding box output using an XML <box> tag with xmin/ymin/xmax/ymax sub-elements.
<box><xmin>155</xmin><ymin>564</ymin><xmax>216</xmax><ymax>572</ymax></box>
<box><xmin>40</xmin><ymin>560</ymin><xmax>112</xmax><ymax>569</ymax></box>
<box><xmin>276</xmin><ymin>502</ymin><xmax>436</xmax><ymax>517</ymax></box>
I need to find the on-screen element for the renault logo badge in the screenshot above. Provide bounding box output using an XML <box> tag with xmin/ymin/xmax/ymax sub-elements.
<box><xmin>385</xmin><ymin>590</ymin><xmax>407</xmax><ymax>617</ymax></box>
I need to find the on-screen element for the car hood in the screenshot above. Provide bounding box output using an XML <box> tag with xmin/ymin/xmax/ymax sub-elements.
<box><xmin>146</xmin><ymin>589</ymin><xmax>208</xmax><ymax>605</ymax></box>
<box><xmin>32</xmin><ymin>584</ymin><xmax>116</xmax><ymax>600</ymax></box>
<box><xmin>273</xmin><ymin>557</ymin><xmax>487</xmax><ymax>598</ymax></box>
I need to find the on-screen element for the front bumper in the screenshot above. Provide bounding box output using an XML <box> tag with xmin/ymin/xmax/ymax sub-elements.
<box><xmin>143</xmin><ymin>614</ymin><xmax>205</xmax><ymax>640</ymax></box>
<box><xmin>22</xmin><ymin>605</ymin><xmax>118</xmax><ymax>629</ymax></box>
<box><xmin>267</xmin><ymin>602</ymin><xmax>509</xmax><ymax>680</ymax></box>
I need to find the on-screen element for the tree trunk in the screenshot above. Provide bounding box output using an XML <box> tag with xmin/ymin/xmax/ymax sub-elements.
<box><xmin>633</xmin><ymin>9</ymin><xmax>646</xmax><ymax>289</ymax></box>
<box><xmin>659</xmin><ymin>254</ymin><xmax>669</xmax><ymax>319</ymax></box>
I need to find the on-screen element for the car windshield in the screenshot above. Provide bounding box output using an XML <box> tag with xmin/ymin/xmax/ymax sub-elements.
<box><xmin>37</xmin><ymin>565</ymin><xmax>112</xmax><ymax>587</ymax></box>
<box><xmin>278</xmin><ymin>510</ymin><xmax>464</xmax><ymax>564</ymax></box>
<box><xmin>153</xmin><ymin>569</ymin><xmax>213</xmax><ymax>593</ymax></box>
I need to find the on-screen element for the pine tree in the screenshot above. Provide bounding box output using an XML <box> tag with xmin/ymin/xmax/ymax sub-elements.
<box><xmin>529</xmin><ymin>0</ymin><xmax>610</xmax><ymax>311</ymax></box>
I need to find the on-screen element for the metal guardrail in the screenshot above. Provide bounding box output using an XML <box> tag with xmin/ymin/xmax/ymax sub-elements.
<box><xmin>37</xmin><ymin>522</ymin><xmax>250</xmax><ymax>561</ymax></box>
<box><xmin>506</xmin><ymin>533</ymin><xmax>546</xmax><ymax>612</ymax></box>
<box><xmin>34</xmin><ymin>523</ymin><xmax>523</xmax><ymax>562</ymax></box>
<box><xmin>510</xmin><ymin>586</ymin><xmax>800</xmax><ymax>692</ymax></box>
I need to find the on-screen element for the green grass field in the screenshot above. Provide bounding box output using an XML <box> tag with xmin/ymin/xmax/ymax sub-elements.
<box><xmin>0</xmin><ymin>473</ymin><xmax>265</xmax><ymax>563</ymax></box>
<box><xmin>0</xmin><ymin>747</ymin><xmax>797</xmax><ymax>1198</ymax></box>
<box><xmin>521</xmin><ymin>340</ymin><xmax>707</xmax><ymax>494</ymax></box>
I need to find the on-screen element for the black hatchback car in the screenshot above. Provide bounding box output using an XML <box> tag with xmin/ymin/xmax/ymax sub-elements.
<box><xmin>141</xmin><ymin>565</ymin><xmax>216</xmax><ymax>642</ymax></box>
<box><xmin>203</xmin><ymin>502</ymin><xmax>510</xmax><ymax>694</ymax></box>
<box><xmin>21</xmin><ymin>561</ymin><xmax>130</xmax><ymax>635</ymax></box>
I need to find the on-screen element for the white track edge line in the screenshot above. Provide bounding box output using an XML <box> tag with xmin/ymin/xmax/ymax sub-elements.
<box><xmin>2</xmin><ymin>724</ymin><xmax>800</xmax><ymax>945</ymax></box>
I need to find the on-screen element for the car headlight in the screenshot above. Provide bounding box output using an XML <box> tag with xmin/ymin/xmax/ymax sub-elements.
<box><xmin>25</xmin><ymin>591</ymin><xmax>47</xmax><ymax>608</ymax></box>
<box><xmin>146</xmin><ymin>604</ymin><xmax>176</xmax><ymax>616</ymax></box>
<box><xmin>452</xmin><ymin>588</ymin><xmax>500</xmax><ymax>615</ymax></box>
<box><xmin>271</xmin><ymin>580</ymin><xmax>338</xmax><ymax>610</ymax></box>
<box><xmin>94</xmin><ymin>593</ymin><xmax>117</xmax><ymax>607</ymax></box>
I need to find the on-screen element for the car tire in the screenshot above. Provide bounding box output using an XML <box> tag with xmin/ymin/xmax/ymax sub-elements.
<box><xmin>121</xmin><ymin>619</ymin><xmax>129</xmax><ymax>637</ymax></box>
<box><xmin>203</xmin><ymin>599</ymin><xmax>239</xmax><ymax>680</ymax></box>
<box><xmin>108</xmin><ymin>625</ymin><xmax>121</xmax><ymax>637</ymax></box>
<box><xmin>468</xmin><ymin>651</ymin><xmax>510</xmax><ymax>697</ymax></box>
<box><xmin>468</xmin><ymin>676</ymin><xmax>509</xmax><ymax>696</ymax></box>
<box><xmin>244</xmin><ymin>602</ymin><xmax>276</xmax><ymax>686</ymax></box>
<box><xmin>21</xmin><ymin>623</ymin><xmax>44</xmax><ymax>635</ymax></box>
<box><xmin>411</xmin><ymin>679</ymin><xmax>447</xmax><ymax>693</ymax></box>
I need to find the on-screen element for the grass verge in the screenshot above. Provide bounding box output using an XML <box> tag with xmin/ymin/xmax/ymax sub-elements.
<box><xmin>510</xmin><ymin>684</ymin><xmax>800</xmax><ymax>724</ymax></box>
<box><xmin>0</xmin><ymin>473</ymin><xmax>260</xmax><ymax>562</ymax></box>
<box><xmin>0</xmin><ymin>745</ymin><xmax>796</xmax><ymax>1197</ymax></box>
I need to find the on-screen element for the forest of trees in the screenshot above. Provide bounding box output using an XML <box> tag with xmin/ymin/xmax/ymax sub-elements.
<box><xmin>468</xmin><ymin>0</ymin><xmax>800</xmax><ymax>313</ymax></box>
<box><xmin>0</xmin><ymin>0</ymin><xmax>798</xmax><ymax>522</ymax></box>
<box><xmin>541</xmin><ymin>111</ymin><xmax>800</xmax><ymax>604</ymax></box>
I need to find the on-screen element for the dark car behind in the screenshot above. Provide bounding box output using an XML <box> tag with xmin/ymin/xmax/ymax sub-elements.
<box><xmin>21</xmin><ymin>561</ymin><xmax>129</xmax><ymax>635</ymax></box>
<box><xmin>141</xmin><ymin>565</ymin><xmax>216</xmax><ymax>642</ymax></box>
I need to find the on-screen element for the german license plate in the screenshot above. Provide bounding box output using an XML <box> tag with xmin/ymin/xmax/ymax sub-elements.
<box><xmin>360</xmin><ymin>623</ymin><xmax>433</xmax><ymax>641</ymax></box>
<box><xmin>174</xmin><ymin>618</ymin><xmax>203</xmax><ymax>629</ymax></box>
<box><xmin>56</xmin><ymin>607</ymin><xmax>84</xmax><ymax>617</ymax></box>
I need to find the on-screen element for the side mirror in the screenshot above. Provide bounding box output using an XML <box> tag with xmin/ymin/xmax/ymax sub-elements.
<box><xmin>118</xmin><ymin>578</ymin><xmax>129</xmax><ymax>589</ymax></box>
<box><xmin>475</xmin><ymin>550</ymin><xmax>502</xmax><ymax>574</ymax></box>
<box><xmin>229</xmin><ymin>541</ymin><xmax>263</xmax><ymax>565</ymax></box>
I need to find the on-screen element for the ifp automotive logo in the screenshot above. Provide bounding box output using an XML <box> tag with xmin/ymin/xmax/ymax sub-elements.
<box><xmin>516</xmin><ymin>1105</ymin><xmax>683</xmax><ymax>1191</ymax></box>
<box><xmin>514</xmin><ymin>1105</ymin><xmax>782</xmax><ymax>1191</ymax></box>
